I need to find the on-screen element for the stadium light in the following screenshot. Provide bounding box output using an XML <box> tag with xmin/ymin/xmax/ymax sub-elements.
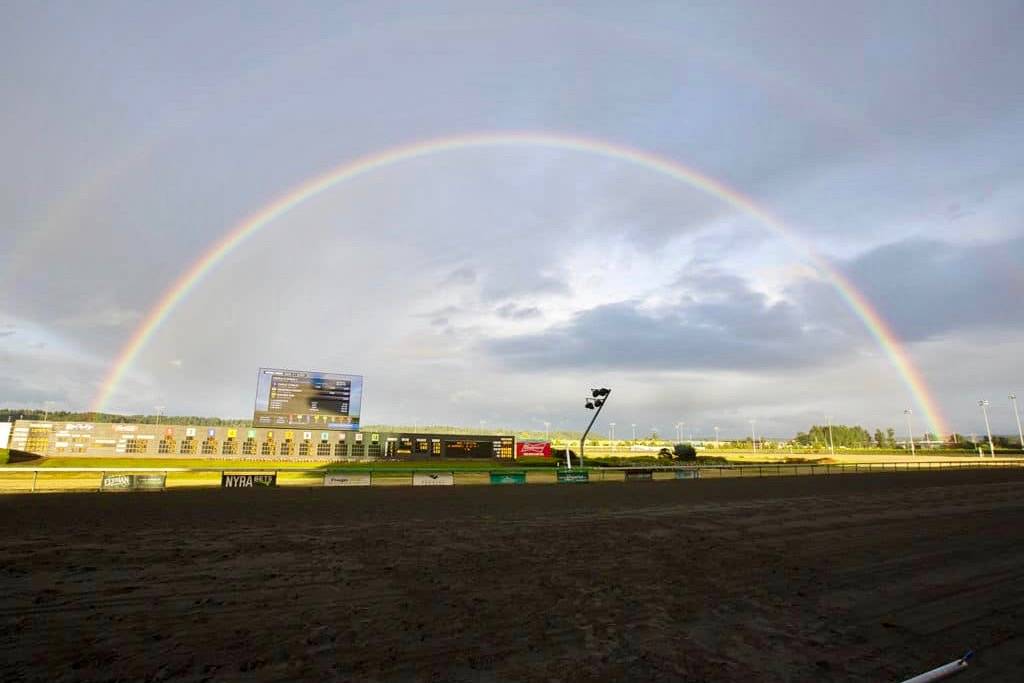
<box><xmin>904</xmin><ymin>409</ymin><xmax>916</xmax><ymax>456</ymax></box>
<box><xmin>577</xmin><ymin>387</ymin><xmax>611</xmax><ymax>469</ymax></box>
<box><xmin>1010</xmin><ymin>394</ymin><xmax>1023</xmax><ymax>452</ymax></box>
<box><xmin>979</xmin><ymin>400</ymin><xmax>995</xmax><ymax>457</ymax></box>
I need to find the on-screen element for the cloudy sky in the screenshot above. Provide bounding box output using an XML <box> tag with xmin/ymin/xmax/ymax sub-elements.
<box><xmin>2</xmin><ymin>1</ymin><xmax>1022</xmax><ymax>438</ymax></box>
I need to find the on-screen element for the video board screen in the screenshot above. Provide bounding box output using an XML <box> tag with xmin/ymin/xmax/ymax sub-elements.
<box><xmin>253</xmin><ymin>368</ymin><xmax>362</xmax><ymax>430</ymax></box>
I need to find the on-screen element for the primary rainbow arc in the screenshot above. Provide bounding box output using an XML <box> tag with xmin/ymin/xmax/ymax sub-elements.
<box><xmin>90</xmin><ymin>131</ymin><xmax>950</xmax><ymax>437</ymax></box>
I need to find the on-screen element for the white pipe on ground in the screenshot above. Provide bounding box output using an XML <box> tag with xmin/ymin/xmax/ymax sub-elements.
<box><xmin>899</xmin><ymin>651</ymin><xmax>972</xmax><ymax>683</ymax></box>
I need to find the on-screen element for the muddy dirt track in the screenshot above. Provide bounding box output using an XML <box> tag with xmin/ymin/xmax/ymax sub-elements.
<box><xmin>2</xmin><ymin>470</ymin><xmax>1023</xmax><ymax>682</ymax></box>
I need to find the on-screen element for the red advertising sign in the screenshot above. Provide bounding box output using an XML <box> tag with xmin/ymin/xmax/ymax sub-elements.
<box><xmin>516</xmin><ymin>441</ymin><xmax>551</xmax><ymax>458</ymax></box>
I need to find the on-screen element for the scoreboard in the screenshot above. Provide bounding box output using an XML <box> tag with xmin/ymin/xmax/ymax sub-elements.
<box><xmin>253</xmin><ymin>368</ymin><xmax>363</xmax><ymax>430</ymax></box>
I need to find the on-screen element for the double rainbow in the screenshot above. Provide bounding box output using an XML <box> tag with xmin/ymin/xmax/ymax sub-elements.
<box><xmin>90</xmin><ymin>131</ymin><xmax>950</xmax><ymax>436</ymax></box>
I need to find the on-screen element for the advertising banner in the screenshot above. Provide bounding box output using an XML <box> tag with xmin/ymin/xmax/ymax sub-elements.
<box><xmin>412</xmin><ymin>472</ymin><xmax>454</xmax><ymax>486</ymax></box>
<box><xmin>221</xmin><ymin>473</ymin><xmax>277</xmax><ymax>488</ymax></box>
<box><xmin>101</xmin><ymin>473</ymin><xmax>134</xmax><ymax>490</ymax></box>
<box><xmin>100</xmin><ymin>473</ymin><xmax>166</xmax><ymax>491</ymax></box>
<box><xmin>557</xmin><ymin>470</ymin><xmax>589</xmax><ymax>484</ymax></box>
<box><xmin>133</xmin><ymin>474</ymin><xmax>167</xmax><ymax>490</ymax></box>
<box><xmin>624</xmin><ymin>469</ymin><xmax>654</xmax><ymax>482</ymax></box>
<box><xmin>489</xmin><ymin>472</ymin><xmax>527</xmax><ymax>485</ymax></box>
<box><xmin>515</xmin><ymin>441</ymin><xmax>551</xmax><ymax>458</ymax></box>
<box><xmin>323</xmin><ymin>472</ymin><xmax>372</xmax><ymax>487</ymax></box>
<box><xmin>675</xmin><ymin>469</ymin><xmax>700</xmax><ymax>480</ymax></box>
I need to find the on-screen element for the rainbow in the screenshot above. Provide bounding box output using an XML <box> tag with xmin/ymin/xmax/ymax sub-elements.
<box><xmin>90</xmin><ymin>131</ymin><xmax>950</xmax><ymax>436</ymax></box>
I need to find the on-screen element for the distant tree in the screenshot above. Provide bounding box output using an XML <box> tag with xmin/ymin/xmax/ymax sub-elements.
<box><xmin>886</xmin><ymin>428</ymin><xmax>896</xmax><ymax>447</ymax></box>
<box><xmin>672</xmin><ymin>443</ymin><xmax>697</xmax><ymax>460</ymax></box>
<box><xmin>874</xmin><ymin>429</ymin><xmax>885</xmax><ymax>448</ymax></box>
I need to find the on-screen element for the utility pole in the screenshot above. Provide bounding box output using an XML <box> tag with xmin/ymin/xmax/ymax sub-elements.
<box><xmin>714</xmin><ymin>426</ymin><xmax>720</xmax><ymax>448</ymax></box>
<box><xmin>979</xmin><ymin>400</ymin><xmax>995</xmax><ymax>458</ymax></box>
<box><xmin>1010</xmin><ymin>394</ymin><xmax>1023</xmax><ymax>452</ymax></box>
<box><xmin>631</xmin><ymin>423</ymin><xmax>636</xmax><ymax>442</ymax></box>
<box><xmin>749</xmin><ymin>419</ymin><xmax>757</xmax><ymax>453</ymax></box>
<box><xmin>904</xmin><ymin>409</ymin><xmax>916</xmax><ymax>456</ymax></box>
<box><xmin>609</xmin><ymin>422</ymin><xmax>616</xmax><ymax>453</ymax></box>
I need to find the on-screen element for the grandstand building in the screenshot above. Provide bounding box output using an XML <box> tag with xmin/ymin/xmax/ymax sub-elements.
<box><xmin>7</xmin><ymin>420</ymin><xmax>515</xmax><ymax>460</ymax></box>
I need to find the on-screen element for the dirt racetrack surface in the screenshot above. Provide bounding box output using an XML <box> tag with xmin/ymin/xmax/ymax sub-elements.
<box><xmin>2</xmin><ymin>470</ymin><xmax>1023</xmax><ymax>682</ymax></box>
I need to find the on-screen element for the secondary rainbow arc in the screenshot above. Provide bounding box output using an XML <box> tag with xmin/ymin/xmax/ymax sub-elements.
<box><xmin>90</xmin><ymin>131</ymin><xmax>950</xmax><ymax>437</ymax></box>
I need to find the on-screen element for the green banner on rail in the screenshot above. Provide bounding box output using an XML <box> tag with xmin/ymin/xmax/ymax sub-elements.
<box><xmin>489</xmin><ymin>472</ymin><xmax>526</xmax><ymax>485</ymax></box>
<box><xmin>557</xmin><ymin>470</ymin><xmax>589</xmax><ymax>484</ymax></box>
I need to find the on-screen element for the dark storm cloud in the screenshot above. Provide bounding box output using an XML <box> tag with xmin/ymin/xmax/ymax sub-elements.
<box><xmin>799</xmin><ymin>235</ymin><xmax>1024</xmax><ymax>342</ymax></box>
<box><xmin>487</xmin><ymin>267</ymin><xmax>844</xmax><ymax>371</ymax></box>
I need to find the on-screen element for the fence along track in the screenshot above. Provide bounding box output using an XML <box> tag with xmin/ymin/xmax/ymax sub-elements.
<box><xmin>0</xmin><ymin>460</ymin><xmax>1021</xmax><ymax>493</ymax></box>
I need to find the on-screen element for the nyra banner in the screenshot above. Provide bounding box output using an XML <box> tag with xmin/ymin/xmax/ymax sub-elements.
<box><xmin>221</xmin><ymin>473</ymin><xmax>277</xmax><ymax>488</ymax></box>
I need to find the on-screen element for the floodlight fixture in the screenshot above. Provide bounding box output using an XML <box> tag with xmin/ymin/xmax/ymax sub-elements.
<box><xmin>576</xmin><ymin>386</ymin><xmax>612</xmax><ymax>469</ymax></box>
<box><xmin>1011</xmin><ymin>393</ymin><xmax>1023</xmax><ymax>452</ymax></box>
<box><xmin>979</xmin><ymin>399</ymin><xmax>995</xmax><ymax>458</ymax></box>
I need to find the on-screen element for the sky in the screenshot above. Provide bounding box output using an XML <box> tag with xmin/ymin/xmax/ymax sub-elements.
<box><xmin>2</xmin><ymin>1</ymin><xmax>1022</xmax><ymax>439</ymax></box>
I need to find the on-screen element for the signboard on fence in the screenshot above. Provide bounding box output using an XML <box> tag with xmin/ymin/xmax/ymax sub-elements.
<box><xmin>675</xmin><ymin>469</ymin><xmax>700</xmax><ymax>480</ymax></box>
<box><xmin>133</xmin><ymin>474</ymin><xmax>167</xmax><ymax>490</ymax></box>
<box><xmin>557</xmin><ymin>470</ymin><xmax>589</xmax><ymax>484</ymax></box>
<box><xmin>624</xmin><ymin>469</ymin><xmax>654</xmax><ymax>482</ymax></box>
<box><xmin>412</xmin><ymin>472</ymin><xmax>454</xmax><ymax>486</ymax></box>
<box><xmin>489</xmin><ymin>472</ymin><xmax>526</xmax><ymax>485</ymax></box>
<box><xmin>324</xmin><ymin>472</ymin><xmax>371</xmax><ymax>487</ymax></box>
<box><xmin>100</xmin><ymin>473</ymin><xmax>167</xmax><ymax>491</ymax></box>
<box><xmin>515</xmin><ymin>441</ymin><xmax>551</xmax><ymax>458</ymax></box>
<box><xmin>101</xmin><ymin>473</ymin><xmax>134</xmax><ymax>490</ymax></box>
<box><xmin>221</xmin><ymin>473</ymin><xmax>277</xmax><ymax>488</ymax></box>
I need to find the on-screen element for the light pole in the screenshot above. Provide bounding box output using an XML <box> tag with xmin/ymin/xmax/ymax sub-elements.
<box><xmin>749</xmin><ymin>419</ymin><xmax>757</xmax><ymax>453</ymax></box>
<box><xmin>826</xmin><ymin>415</ymin><xmax>835</xmax><ymax>456</ymax></box>
<box><xmin>543</xmin><ymin>421</ymin><xmax>551</xmax><ymax>442</ymax></box>
<box><xmin>155</xmin><ymin>405</ymin><xmax>165</xmax><ymax>427</ymax></box>
<box><xmin>631</xmin><ymin>423</ymin><xmax>636</xmax><ymax>442</ymax></box>
<box><xmin>979</xmin><ymin>400</ymin><xmax>995</xmax><ymax>458</ymax></box>
<box><xmin>904</xmin><ymin>409</ymin><xmax>916</xmax><ymax>456</ymax></box>
<box><xmin>579</xmin><ymin>388</ymin><xmax>611</xmax><ymax>469</ymax></box>
<box><xmin>609</xmin><ymin>422</ymin><xmax>616</xmax><ymax>453</ymax></box>
<box><xmin>714</xmin><ymin>426</ymin><xmax>720</xmax><ymax>448</ymax></box>
<box><xmin>675</xmin><ymin>422</ymin><xmax>682</xmax><ymax>442</ymax></box>
<box><xmin>1010</xmin><ymin>394</ymin><xmax>1023</xmax><ymax>452</ymax></box>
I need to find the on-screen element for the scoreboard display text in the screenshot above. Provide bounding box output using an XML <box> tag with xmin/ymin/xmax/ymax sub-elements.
<box><xmin>253</xmin><ymin>368</ymin><xmax>363</xmax><ymax>430</ymax></box>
